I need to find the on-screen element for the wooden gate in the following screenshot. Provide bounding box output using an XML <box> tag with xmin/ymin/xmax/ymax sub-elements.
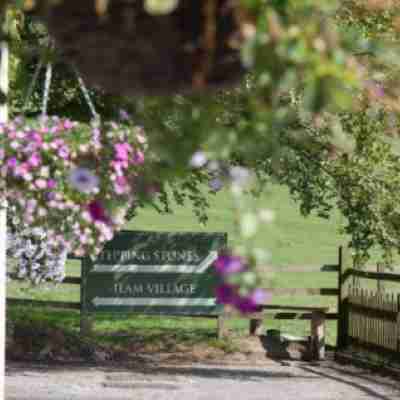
<box><xmin>347</xmin><ymin>288</ymin><xmax>400</xmax><ymax>357</ymax></box>
<box><xmin>337</xmin><ymin>246</ymin><xmax>400</xmax><ymax>361</ymax></box>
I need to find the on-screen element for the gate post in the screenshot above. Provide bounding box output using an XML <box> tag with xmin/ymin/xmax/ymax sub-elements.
<box><xmin>337</xmin><ymin>246</ymin><xmax>344</xmax><ymax>348</ymax></box>
<box><xmin>217</xmin><ymin>306</ymin><xmax>229</xmax><ymax>339</ymax></box>
<box><xmin>311</xmin><ymin>311</ymin><xmax>326</xmax><ymax>360</ymax></box>
<box><xmin>377</xmin><ymin>263</ymin><xmax>385</xmax><ymax>293</ymax></box>
<box><xmin>337</xmin><ymin>245</ymin><xmax>352</xmax><ymax>349</ymax></box>
<box><xmin>249</xmin><ymin>318</ymin><xmax>263</xmax><ymax>336</ymax></box>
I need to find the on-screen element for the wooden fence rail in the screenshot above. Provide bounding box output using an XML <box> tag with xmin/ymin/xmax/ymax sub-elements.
<box><xmin>7</xmin><ymin>255</ymin><xmax>340</xmax><ymax>360</ymax></box>
<box><xmin>8</xmin><ymin>244</ymin><xmax>400</xmax><ymax>363</ymax></box>
<box><xmin>337</xmin><ymin>245</ymin><xmax>400</xmax><ymax>364</ymax></box>
<box><xmin>346</xmin><ymin>287</ymin><xmax>400</xmax><ymax>359</ymax></box>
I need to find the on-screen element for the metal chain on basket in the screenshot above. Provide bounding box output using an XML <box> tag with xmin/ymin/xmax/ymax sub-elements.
<box><xmin>41</xmin><ymin>61</ymin><xmax>52</xmax><ymax>119</ymax></box>
<box><xmin>22</xmin><ymin>59</ymin><xmax>43</xmax><ymax>114</ymax></box>
<box><xmin>73</xmin><ymin>66</ymin><xmax>100</xmax><ymax>123</ymax></box>
<box><xmin>23</xmin><ymin>49</ymin><xmax>99</xmax><ymax>123</ymax></box>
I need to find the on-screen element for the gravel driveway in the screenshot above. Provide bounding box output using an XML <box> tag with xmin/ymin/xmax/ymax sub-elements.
<box><xmin>6</xmin><ymin>360</ymin><xmax>400</xmax><ymax>400</ymax></box>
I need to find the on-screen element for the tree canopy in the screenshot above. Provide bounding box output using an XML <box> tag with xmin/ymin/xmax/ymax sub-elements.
<box><xmin>2</xmin><ymin>1</ymin><xmax>400</xmax><ymax>304</ymax></box>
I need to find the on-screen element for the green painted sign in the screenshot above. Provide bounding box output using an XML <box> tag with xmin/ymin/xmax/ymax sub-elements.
<box><xmin>81</xmin><ymin>231</ymin><xmax>227</xmax><ymax>315</ymax></box>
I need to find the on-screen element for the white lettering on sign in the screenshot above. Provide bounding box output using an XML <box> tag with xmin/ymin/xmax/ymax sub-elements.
<box><xmin>92</xmin><ymin>251</ymin><xmax>219</xmax><ymax>274</ymax></box>
<box><xmin>114</xmin><ymin>283</ymin><xmax>144</xmax><ymax>295</ymax></box>
<box><xmin>113</xmin><ymin>283</ymin><xmax>197</xmax><ymax>297</ymax></box>
<box><xmin>98</xmin><ymin>250</ymin><xmax>202</xmax><ymax>264</ymax></box>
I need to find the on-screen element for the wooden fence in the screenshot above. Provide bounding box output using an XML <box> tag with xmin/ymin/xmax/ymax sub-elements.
<box><xmin>7</xmin><ymin>245</ymin><xmax>400</xmax><ymax>364</ymax></box>
<box><xmin>7</xmin><ymin>255</ymin><xmax>340</xmax><ymax>347</ymax></box>
<box><xmin>337</xmin><ymin>246</ymin><xmax>400</xmax><ymax>362</ymax></box>
<box><xmin>7</xmin><ymin>262</ymin><xmax>341</xmax><ymax>312</ymax></box>
<box><xmin>347</xmin><ymin>288</ymin><xmax>400</xmax><ymax>357</ymax></box>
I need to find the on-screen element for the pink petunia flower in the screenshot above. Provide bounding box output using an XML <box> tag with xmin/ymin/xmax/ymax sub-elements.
<box><xmin>14</xmin><ymin>163</ymin><xmax>30</xmax><ymax>177</ymax></box>
<box><xmin>34</xmin><ymin>179</ymin><xmax>47</xmax><ymax>190</ymax></box>
<box><xmin>116</xmin><ymin>175</ymin><xmax>132</xmax><ymax>195</ymax></box>
<box><xmin>114</xmin><ymin>143</ymin><xmax>132</xmax><ymax>161</ymax></box>
<box><xmin>28</xmin><ymin>153</ymin><xmax>41</xmax><ymax>168</ymax></box>
<box><xmin>63</xmin><ymin>119</ymin><xmax>75</xmax><ymax>129</ymax></box>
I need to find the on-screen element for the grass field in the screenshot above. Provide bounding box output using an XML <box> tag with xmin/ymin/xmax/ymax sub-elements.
<box><xmin>8</xmin><ymin>183</ymin><xmax>399</xmax><ymax>351</ymax></box>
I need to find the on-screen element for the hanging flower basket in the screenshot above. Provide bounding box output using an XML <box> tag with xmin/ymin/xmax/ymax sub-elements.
<box><xmin>0</xmin><ymin>115</ymin><xmax>150</xmax><ymax>259</ymax></box>
<box><xmin>32</xmin><ymin>0</ymin><xmax>246</xmax><ymax>95</ymax></box>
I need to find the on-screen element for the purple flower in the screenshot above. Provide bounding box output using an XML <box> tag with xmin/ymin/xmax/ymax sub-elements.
<box><xmin>233</xmin><ymin>289</ymin><xmax>270</xmax><ymax>314</ymax></box>
<box><xmin>88</xmin><ymin>200</ymin><xmax>110</xmax><ymax>224</ymax></box>
<box><xmin>29</xmin><ymin>132</ymin><xmax>43</xmax><ymax>145</ymax></box>
<box><xmin>215</xmin><ymin>284</ymin><xmax>238</xmax><ymax>305</ymax></box>
<box><xmin>58</xmin><ymin>145</ymin><xmax>70</xmax><ymax>159</ymax></box>
<box><xmin>47</xmin><ymin>179</ymin><xmax>57</xmax><ymax>189</ymax></box>
<box><xmin>119</xmin><ymin>109</ymin><xmax>130</xmax><ymax>120</ymax></box>
<box><xmin>46</xmin><ymin>192</ymin><xmax>56</xmax><ymax>201</ymax></box>
<box><xmin>132</xmin><ymin>150</ymin><xmax>145</xmax><ymax>165</ymax></box>
<box><xmin>248</xmin><ymin>288</ymin><xmax>270</xmax><ymax>305</ymax></box>
<box><xmin>233</xmin><ymin>296</ymin><xmax>262</xmax><ymax>313</ymax></box>
<box><xmin>68</xmin><ymin>167</ymin><xmax>99</xmax><ymax>193</ymax></box>
<box><xmin>7</xmin><ymin>157</ymin><xmax>17</xmax><ymax>168</ymax></box>
<box><xmin>209</xmin><ymin>177</ymin><xmax>223</xmax><ymax>192</ymax></box>
<box><xmin>214</xmin><ymin>254</ymin><xmax>247</xmax><ymax>276</ymax></box>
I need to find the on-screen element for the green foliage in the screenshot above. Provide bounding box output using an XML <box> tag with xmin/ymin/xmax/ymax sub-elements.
<box><xmin>257</xmin><ymin>101</ymin><xmax>400</xmax><ymax>267</ymax></box>
<box><xmin>5</xmin><ymin>0</ymin><xmax>400</xmax><ymax>269</ymax></box>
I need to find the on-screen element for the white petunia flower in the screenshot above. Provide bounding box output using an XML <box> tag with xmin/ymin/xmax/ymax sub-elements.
<box><xmin>189</xmin><ymin>151</ymin><xmax>208</xmax><ymax>168</ymax></box>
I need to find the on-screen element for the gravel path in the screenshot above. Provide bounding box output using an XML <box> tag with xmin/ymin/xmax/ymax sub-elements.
<box><xmin>5</xmin><ymin>360</ymin><xmax>400</xmax><ymax>400</ymax></box>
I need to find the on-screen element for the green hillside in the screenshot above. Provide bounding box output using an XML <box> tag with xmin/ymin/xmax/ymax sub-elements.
<box><xmin>131</xmin><ymin>183</ymin><xmax>344</xmax><ymax>266</ymax></box>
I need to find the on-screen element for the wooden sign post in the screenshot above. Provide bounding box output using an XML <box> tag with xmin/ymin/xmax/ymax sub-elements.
<box><xmin>80</xmin><ymin>231</ymin><xmax>227</xmax><ymax>335</ymax></box>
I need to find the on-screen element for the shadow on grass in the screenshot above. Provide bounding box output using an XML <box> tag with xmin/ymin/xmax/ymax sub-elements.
<box><xmin>7</xmin><ymin>306</ymin><xmax>237</xmax><ymax>355</ymax></box>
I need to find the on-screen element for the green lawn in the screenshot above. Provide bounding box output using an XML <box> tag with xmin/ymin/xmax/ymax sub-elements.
<box><xmin>132</xmin><ymin>184</ymin><xmax>345</xmax><ymax>266</ymax></box>
<box><xmin>11</xmin><ymin>183</ymin><xmax>400</xmax><ymax>351</ymax></box>
<box><xmin>7</xmin><ymin>184</ymin><xmax>349</xmax><ymax>347</ymax></box>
